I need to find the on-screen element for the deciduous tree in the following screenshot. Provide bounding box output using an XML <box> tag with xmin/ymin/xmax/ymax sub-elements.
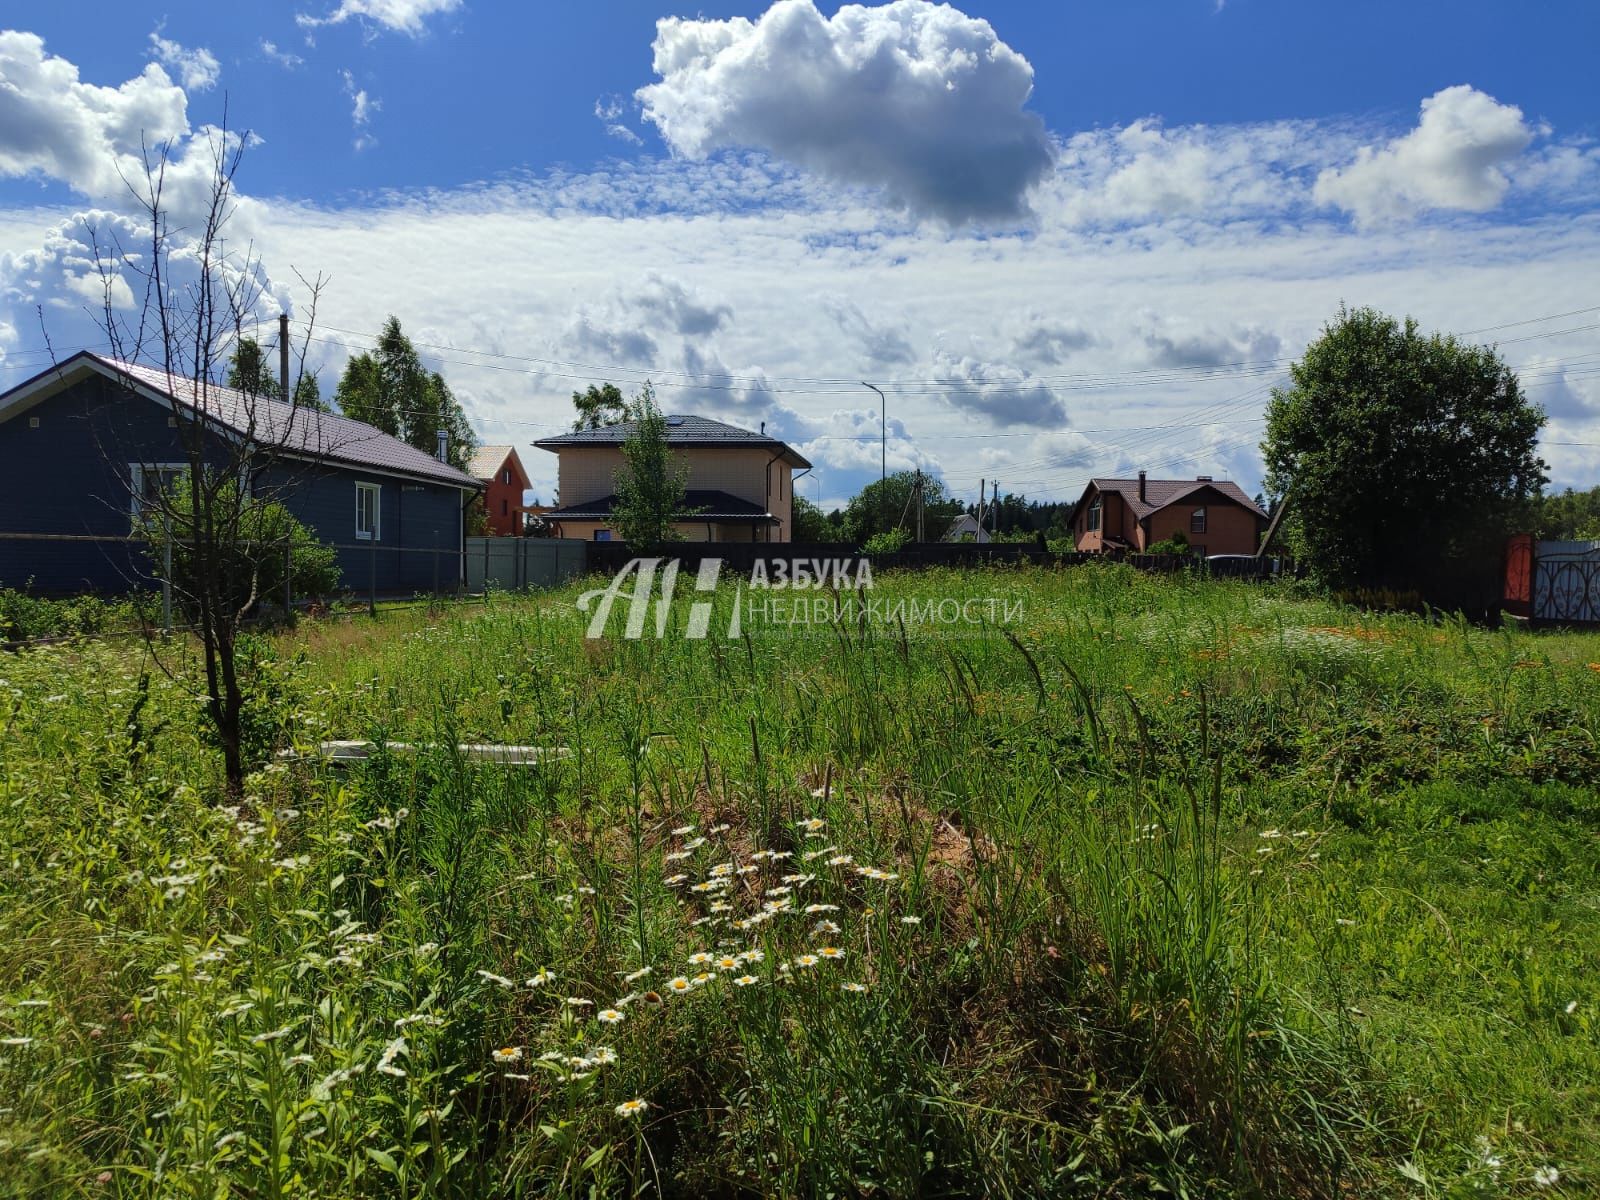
<box><xmin>571</xmin><ymin>382</ymin><xmax>628</xmax><ymax>431</ymax></box>
<box><xmin>1262</xmin><ymin>305</ymin><xmax>1546</xmax><ymax>591</ymax></box>
<box><xmin>610</xmin><ymin>384</ymin><xmax>689</xmax><ymax>550</ymax></box>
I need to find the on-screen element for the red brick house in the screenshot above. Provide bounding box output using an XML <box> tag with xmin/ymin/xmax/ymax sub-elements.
<box><xmin>469</xmin><ymin>445</ymin><xmax>532</xmax><ymax>537</ymax></box>
<box><xmin>1069</xmin><ymin>473</ymin><xmax>1267</xmax><ymax>556</ymax></box>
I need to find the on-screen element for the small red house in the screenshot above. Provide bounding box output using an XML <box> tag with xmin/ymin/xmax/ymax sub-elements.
<box><xmin>1069</xmin><ymin>473</ymin><xmax>1266</xmax><ymax>556</ymax></box>
<box><xmin>469</xmin><ymin>445</ymin><xmax>532</xmax><ymax>537</ymax></box>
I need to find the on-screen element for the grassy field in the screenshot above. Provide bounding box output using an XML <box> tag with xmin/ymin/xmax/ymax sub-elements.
<box><xmin>1</xmin><ymin>564</ymin><xmax>1597</xmax><ymax>1198</ymax></box>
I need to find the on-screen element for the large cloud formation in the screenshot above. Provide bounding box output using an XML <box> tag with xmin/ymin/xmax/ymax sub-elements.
<box><xmin>0</xmin><ymin>30</ymin><xmax>251</xmax><ymax>227</ymax></box>
<box><xmin>0</xmin><ymin>32</ymin><xmax>285</xmax><ymax>364</ymax></box>
<box><xmin>636</xmin><ymin>0</ymin><xmax>1054</xmax><ymax>225</ymax></box>
<box><xmin>1314</xmin><ymin>85</ymin><xmax>1535</xmax><ymax>225</ymax></box>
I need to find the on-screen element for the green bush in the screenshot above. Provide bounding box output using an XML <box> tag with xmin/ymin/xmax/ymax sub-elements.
<box><xmin>861</xmin><ymin>528</ymin><xmax>910</xmax><ymax>554</ymax></box>
<box><xmin>136</xmin><ymin>475</ymin><xmax>341</xmax><ymax>616</ymax></box>
<box><xmin>1146</xmin><ymin>530</ymin><xmax>1191</xmax><ymax>555</ymax></box>
<box><xmin>0</xmin><ymin>587</ymin><xmax>147</xmax><ymax>642</ymax></box>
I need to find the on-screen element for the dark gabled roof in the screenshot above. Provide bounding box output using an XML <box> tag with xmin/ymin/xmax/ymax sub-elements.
<box><xmin>535</xmin><ymin>415</ymin><xmax>811</xmax><ymax>469</ymax></box>
<box><xmin>546</xmin><ymin>489</ymin><xmax>778</xmax><ymax>524</ymax></box>
<box><xmin>1076</xmin><ymin>476</ymin><xmax>1267</xmax><ymax>522</ymax></box>
<box><xmin>0</xmin><ymin>351</ymin><xmax>480</xmax><ymax>490</ymax></box>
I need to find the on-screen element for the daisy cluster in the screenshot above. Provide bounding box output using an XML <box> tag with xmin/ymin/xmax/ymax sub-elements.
<box><xmin>480</xmin><ymin>811</ymin><xmax>922</xmax><ymax>1121</ymax></box>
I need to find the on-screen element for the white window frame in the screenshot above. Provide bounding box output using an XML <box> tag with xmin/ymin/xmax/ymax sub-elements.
<box><xmin>356</xmin><ymin>481</ymin><xmax>381</xmax><ymax>541</ymax></box>
<box><xmin>1087</xmin><ymin>497</ymin><xmax>1102</xmax><ymax>532</ymax></box>
<box><xmin>129</xmin><ymin>462</ymin><xmax>189</xmax><ymax>523</ymax></box>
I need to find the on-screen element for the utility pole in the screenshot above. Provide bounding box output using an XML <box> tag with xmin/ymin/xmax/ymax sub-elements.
<box><xmin>991</xmin><ymin>481</ymin><xmax>1000</xmax><ymax>537</ymax></box>
<box><xmin>916</xmin><ymin>470</ymin><xmax>925</xmax><ymax>543</ymax></box>
<box><xmin>278</xmin><ymin>312</ymin><xmax>290</xmax><ymax>401</ymax></box>
<box><xmin>977</xmin><ymin>478</ymin><xmax>985</xmax><ymax>542</ymax></box>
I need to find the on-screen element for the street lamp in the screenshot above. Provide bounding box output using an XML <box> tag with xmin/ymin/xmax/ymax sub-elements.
<box><xmin>861</xmin><ymin>382</ymin><xmax>885</xmax><ymax>483</ymax></box>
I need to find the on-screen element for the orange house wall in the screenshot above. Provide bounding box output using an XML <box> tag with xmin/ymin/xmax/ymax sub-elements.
<box><xmin>1074</xmin><ymin>488</ymin><xmax>1260</xmax><ymax>555</ymax></box>
<box><xmin>479</xmin><ymin>457</ymin><xmax>530</xmax><ymax>537</ymax></box>
<box><xmin>1141</xmin><ymin>500</ymin><xmax>1260</xmax><ymax>555</ymax></box>
<box><xmin>1073</xmin><ymin>491</ymin><xmax>1132</xmax><ymax>550</ymax></box>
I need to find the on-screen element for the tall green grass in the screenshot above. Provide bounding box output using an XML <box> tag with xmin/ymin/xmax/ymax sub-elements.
<box><xmin>1</xmin><ymin>564</ymin><xmax>1595</xmax><ymax>1196</ymax></box>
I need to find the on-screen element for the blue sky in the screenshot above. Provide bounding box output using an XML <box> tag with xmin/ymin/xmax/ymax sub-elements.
<box><xmin>3</xmin><ymin>1</ymin><xmax>1599</xmax><ymax>509</ymax></box>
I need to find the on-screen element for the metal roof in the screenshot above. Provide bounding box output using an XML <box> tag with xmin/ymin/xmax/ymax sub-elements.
<box><xmin>1083</xmin><ymin>476</ymin><xmax>1267</xmax><ymax>521</ymax></box>
<box><xmin>0</xmin><ymin>353</ymin><xmax>479</xmax><ymax>489</ymax></box>
<box><xmin>535</xmin><ymin>415</ymin><xmax>811</xmax><ymax>468</ymax></box>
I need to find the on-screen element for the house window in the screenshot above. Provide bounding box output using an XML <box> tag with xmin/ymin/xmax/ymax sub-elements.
<box><xmin>130</xmin><ymin>464</ymin><xmax>187</xmax><ymax>520</ymax></box>
<box><xmin>1190</xmin><ymin>507</ymin><xmax>1207</xmax><ymax>534</ymax></box>
<box><xmin>1087</xmin><ymin>497</ymin><xmax>1102</xmax><ymax>532</ymax></box>
<box><xmin>356</xmin><ymin>482</ymin><xmax>381</xmax><ymax>541</ymax></box>
<box><xmin>594</xmin><ymin>529</ymin><xmax>613</xmax><ymax>541</ymax></box>
<box><xmin>501</xmin><ymin>468</ymin><xmax>512</xmax><ymax>485</ymax></box>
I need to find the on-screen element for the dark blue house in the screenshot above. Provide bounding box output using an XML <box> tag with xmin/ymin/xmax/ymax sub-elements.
<box><xmin>0</xmin><ymin>352</ymin><xmax>481</xmax><ymax>595</ymax></box>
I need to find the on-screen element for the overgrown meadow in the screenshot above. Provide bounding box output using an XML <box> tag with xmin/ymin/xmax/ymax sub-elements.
<box><xmin>2</xmin><ymin>565</ymin><xmax>1597</xmax><ymax>1198</ymax></box>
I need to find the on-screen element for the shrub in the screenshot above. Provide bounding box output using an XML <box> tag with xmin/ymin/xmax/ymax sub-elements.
<box><xmin>862</xmin><ymin>528</ymin><xmax>910</xmax><ymax>554</ymax></box>
<box><xmin>1146</xmin><ymin>530</ymin><xmax>1191</xmax><ymax>556</ymax></box>
<box><xmin>0</xmin><ymin>587</ymin><xmax>147</xmax><ymax>642</ymax></box>
<box><xmin>136</xmin><ymin>476</ymin><xmax>340</xmax><ymax>617</ymax></box>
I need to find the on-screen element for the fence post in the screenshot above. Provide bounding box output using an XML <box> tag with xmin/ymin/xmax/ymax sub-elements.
<box><xmin>283</xmin><ymin>540</ymin><xmax>292</xmax><ymax>617</ymax></box>
<box><xmin>483</xmin><ymin>538</ymin><xmax>490</xmax><ymax>601</ymax></box>
<box><xmin>369</xmin><ymin>537</ymin><xmax>377</xmax><ymax>617</ymax></box>
<box><xmin>161</xmin><ymin>537</ymin><xmax>173</xmax><ymax>634</ymax></box>
<box><xmin>433</xmin><ymin>542</ymin><xmax>440</xmax><ymax>597</ymax></box>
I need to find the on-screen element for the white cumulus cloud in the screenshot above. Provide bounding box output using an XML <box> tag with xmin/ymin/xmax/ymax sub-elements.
<box><xmin>0</xmin><ymin>31</ymin><xmax>189</xmax><ymax>199</ymax></box>
<box><xmin>636</xmin><ymin>0</ymin><xmax>1053</xmax><ymax>225</ymax></box>
<box><xmin>1314</xmin><ymin>85</ymin><xmax>1535</xmax><ymax>225</ymax></box>
<box><xmin>298</xmin><ymin>0</ymin><xmax>461</xmax><ymax>37</ymax></box>
<box><xmin>0</xmin><ymin>31</ymin><xmax>259</xmax><ymax>232</ymax></box>
<box><xmin>147</xmin><ymin>31</ymin><xmax>220</xmax><ymax>93</ymax></box>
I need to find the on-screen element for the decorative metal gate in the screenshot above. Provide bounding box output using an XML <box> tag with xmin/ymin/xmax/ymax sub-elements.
<box><xmin>1531</xmin><ymin>540</ymin><xmax>1600</xmax><ymax>625</ymax></box>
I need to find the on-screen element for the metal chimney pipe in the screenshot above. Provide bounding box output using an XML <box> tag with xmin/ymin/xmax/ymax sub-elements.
<box><xmin>278</xmin><ymin>313</ymin><xmax>290</xmax><ymax>400</ymax></box>
<box><xmin>436</xmin><ymin>429</ymin><xmax>449</xmax><ymax>463</ymax></box>
<box><xmin>1138</xmin><ymin>470</ymin><xmax>1147</xmax><ymax>503</ymax></box>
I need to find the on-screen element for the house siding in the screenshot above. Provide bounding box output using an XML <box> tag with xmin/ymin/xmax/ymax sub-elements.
<box><xmin>0</xmin><ymin>374</ymin><xmax>469</xmax><ymax>595</ymax></box>
<box><xmin>1073</xmin><ymin>491</ymin><xmax>1131</xmax><ymax>551</ymax></box>
<box><xmin>1072</xmin><ymin>484</ymin><xmax>1261</xmax><ymax>556</ymax></box>
<box><xmin>252</xmin><ymin>462</ymin><xmax>467</xmax><ymax>594</ymax></box>
<box><xmin>552</xmin><ymin>444</ymin><xmax>795</xmax><ymax>542</ymax></box>
<box><xmin>0</xmin><ymin>374</ymin><xmax>212</xmax><ymax>591</ymax></box>
<box><xmin>1142</xmin><ymin>498</ymin><xmax>1260</xmax><ymax>556</ymax></box>
<box><xmin>476</xmin><ymin>451</ymin><xmax>529</xmax><ymax>537</ymax></box>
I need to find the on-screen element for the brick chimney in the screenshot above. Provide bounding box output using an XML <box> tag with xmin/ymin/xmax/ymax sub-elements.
<box><xmin>1137</xmin><ymin>470</ymin><xmax>1146</xmax><ymax>503</ymax></box>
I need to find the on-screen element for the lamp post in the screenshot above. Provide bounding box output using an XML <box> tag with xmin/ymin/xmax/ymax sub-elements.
<box><xmin>861</xmin><ymin>382</ymin><xmax>885</xmax><ymax>483</ymax></box>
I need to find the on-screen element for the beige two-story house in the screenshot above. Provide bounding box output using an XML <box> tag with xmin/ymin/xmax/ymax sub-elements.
<box><xmin>534</xmin><ymin>415</ymin><xmax>811</xmax><ymax>542</ymax></box>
